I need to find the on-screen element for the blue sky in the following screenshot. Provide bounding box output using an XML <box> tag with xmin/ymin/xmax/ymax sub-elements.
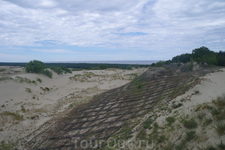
<box><xmin>0</xmin><ymin>0</ymin><xmax>225</xmax><ymax>62</ymax></box>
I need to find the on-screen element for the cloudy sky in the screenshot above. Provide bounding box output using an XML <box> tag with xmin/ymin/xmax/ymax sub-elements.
<box><xmin>0</xmin><ymin>0</ymin><xmax>225</xmax><ymax>62</ymax></box>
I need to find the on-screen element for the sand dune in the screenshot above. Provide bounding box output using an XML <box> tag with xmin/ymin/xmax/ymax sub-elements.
<box><xmin>0</xmin><ymin>67</ymin><xmax>147</xmax><ymax>142</ymax></box>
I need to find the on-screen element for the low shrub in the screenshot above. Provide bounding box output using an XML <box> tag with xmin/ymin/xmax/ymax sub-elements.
<box><xmin>25</xmin><ymin>88</ymin><xmax>32</xmax><ymax>93</ymax></box>
<box><xmin>41</xmin><ymin>69</ymin><xmax>53</xmax><ymax>78</ymax></box>
<box><xmin>60</xmin><ymin>66</ymin><xmax>72</xmax><ymax>73</ymax></box>
<box><xmin>50</xmin><ymin>66</ymin><xmax>63</xmax><ymax>75</ymax></box>
<box><xmin>36</xmin><ymin>78</ymin><xmax>42</xmax><ymax>83</ymax></box>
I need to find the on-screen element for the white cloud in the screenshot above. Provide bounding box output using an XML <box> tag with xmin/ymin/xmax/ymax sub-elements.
<box><xmin>0</xmin><ymin>53</ymin><xmax>32</xmax><ymax>62</ymax></box>
<box><xmin>31</xmin><ymin>49</ymin><xmax>78</xmax><ymax>53</ymax></box>
<box><xmin>0</xmin><ymin>0</ymin><xmax>225</xmax><ymax>61</ymax></box>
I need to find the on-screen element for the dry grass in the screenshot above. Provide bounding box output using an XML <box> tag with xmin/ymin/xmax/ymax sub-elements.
<box><xmin>0</xmin><ymin>111</ymin><xmax>23</xmax><ymax>120</ymax></box>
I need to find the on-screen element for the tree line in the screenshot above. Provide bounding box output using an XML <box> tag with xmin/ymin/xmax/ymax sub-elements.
<box><xmin>0</xmin><ymin>62</ymin><xmax>148</xmax><ymax>70</ymax></box>
<box><xmin>151</xmin><ymin>46</ymin><xmax>225</xmax><ymax>67</ymax></box>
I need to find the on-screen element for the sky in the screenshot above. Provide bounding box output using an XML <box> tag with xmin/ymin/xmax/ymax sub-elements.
<box><xmin>0</xmin><ymin>0</ymin><xmax>225</xmax><ymax>62</ymax></box>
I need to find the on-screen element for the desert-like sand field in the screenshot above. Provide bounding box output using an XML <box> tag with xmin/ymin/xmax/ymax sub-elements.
<box><xmin>0</xmin><ymin>66</ymin><xmax>147</xmax><ymax>142</ymax></box>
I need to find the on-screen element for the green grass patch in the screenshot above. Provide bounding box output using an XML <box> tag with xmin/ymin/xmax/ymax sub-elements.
<box><xmin>136</xmin><ymin>128</ymin><xmax>147</xmax><ymax>140</ymax></box>
<box><xmin>0</xmin><ymin>76</ymin><xmax>13</xmax><ymax>82</ymax></box>
<box><xmin>143</xmin><ymin>117</ymin><xmax>153</xmax><ymax>129</ymax></box>
<box><xmin>203</xmin><ymin>118</ymin><xmax>213</xmax><ymax>127</ymax></box>
<box><xmin>15</xmin><ymin>76</ymin><xmax>37</xmax><ymax>84</ymax></box>
<box><xmin>166</xmin><ymin>117</ymin><xmax>176</xmax><ymax>126</ymax></box>
<box><xmin>216</xmin><ymin>122</ymin><xmax>225</xmax><ymax>136</ymax></box>
<box><xmin>185</xmin><ymin>131</ymin><xmax>196</xmax><ymax>141</ymax></box>
<box><xmin>183</xmin><ymin>118</ymin><xmax>198</xmax><ymax>129</ymax></box>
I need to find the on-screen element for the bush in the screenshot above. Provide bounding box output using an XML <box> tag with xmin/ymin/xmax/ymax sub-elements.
<box><xmin>25</xmin><ymin>60</ymin><xmax>46</xmax><ymax>73</ymax></box>
<box><xmin>60</xmin><ymin>66</ymin><xmax>72</xmax><ymax>73</ymax></box>
<box><xmin>26</xmin><ymin>60</ymin><xmax>53</xmax><ymax>78</ymax></box>
<box><xmin>41</xmin><ymin>69</ymin><xmax>53</xmax><ymax>78</ymax></box>
<box><xmin>50</xmin><ymin>66</ymin><xmax>63</xmax><ymax>75</ymax></box>
<box><xmin>36</xmin><ymin>78</ymin><xmax>42</xmax><ymax>83</ymax></box>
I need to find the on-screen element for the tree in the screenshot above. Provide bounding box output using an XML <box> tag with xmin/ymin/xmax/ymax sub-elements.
<box><xmin>217</xmin><ymin>51</ymin><xmax>225</xmax><ymax>66</ymax></box>
<box><xmin>25</xmin><ymin>60</ymin><xmax>46</xmax><ymax>73</ymax></box>
<box><xmin>172</xmin><ymin>53</ymin><xmax>191</xmax><ymax>63</ymax></box>
<box><xmin>192</xmin><ymin>46</ymin><xmax>215</xmax><ymax>63</ymax></box>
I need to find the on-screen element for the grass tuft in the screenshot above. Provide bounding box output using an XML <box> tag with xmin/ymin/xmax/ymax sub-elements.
<box><xmin>25</xmin><ymin>88</ymin><xmax>32</xmax><ymax>93</ymax></box>
<box><xmin>0</xmin><ymin>111</ymin><xmax>23</xmax><ymax>120</ymax></box>
<box><xmin>143</xmin><ymin>117</ymin><xmax>153</xmax><ymax>129</ymax></box>
<box><xmin>183</xmin><ymin>118</ymin><xmax>198</xmax><ymax>129</ymax></box>
<box><xmin>203</xmin><ymin>118</ymin><xmax>213</xmax><ymax>127</ymax></box>
<box><xmin>185</xmin><ymin>131</ymin><xmax>196</xmax><ymax>141</ymax></box>
<box><xmin>215</xmin><ymin>122</ymin><xmax>225</xmax><ymax>136</ymax></box>
<box><xmin>166</xmin><ymin>117</ymin><xmax>176</xmax><ymax>126</ymax></box>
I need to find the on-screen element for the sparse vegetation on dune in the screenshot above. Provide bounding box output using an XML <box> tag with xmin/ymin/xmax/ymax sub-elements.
<box><xmin>50</xmin><ymin>66</ymin><xmax>72</xmax><ymax>75</ymax></box>
<box><xmin>0</xmin><ymin>76</ymin><xmax>13</xmax><ymax>82</ymax></box>
<box><xmin>118</xmin><ymin>93</ymin><xmax>225</xmax><ymax>149</ymax></box>
<box><xmin>0</xmin><ymin>76</ymin><xmax>38</xmax><ymax>84</ymax></box>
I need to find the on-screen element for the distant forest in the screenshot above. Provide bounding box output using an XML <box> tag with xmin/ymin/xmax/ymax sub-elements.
<box><xmin>151</xmin><ymin>46</ymin><xmax>225</xmax><ymax>67</ymax></box>
<box><xmin>0</xmin><ymin>62</ymin><xmax>149</xmax><ymax>70</ymax></box>
<box><xmin>1</xmin><ymin>46</ymin><xmax>224</xmax><ymax>69</ymax></box>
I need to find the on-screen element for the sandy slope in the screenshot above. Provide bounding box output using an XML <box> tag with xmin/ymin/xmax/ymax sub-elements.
<box><xmin>0</xmin><ymin>67</ymin><xmax>147</xmax><ymax>142</ymax></box>
<box><xmin>124</xmin><ymin>68</ymin><xmax>225</xmax><ymax>149</ymax></box>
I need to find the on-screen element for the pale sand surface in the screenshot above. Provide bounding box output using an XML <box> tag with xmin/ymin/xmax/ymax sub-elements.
<box><xmin>123</xmin><ymin>68</ymin><xmax>225</xmax><ymax>149</ymax></box>
<box><xmin>153</xmin><ymin>68</ymin><xmax>225</xmax><ymax>148</ymax></box>
<box><xmin>0</xmin><ymin>67</ymin><xmax>147</xmax><ymax>142</ymax></box>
